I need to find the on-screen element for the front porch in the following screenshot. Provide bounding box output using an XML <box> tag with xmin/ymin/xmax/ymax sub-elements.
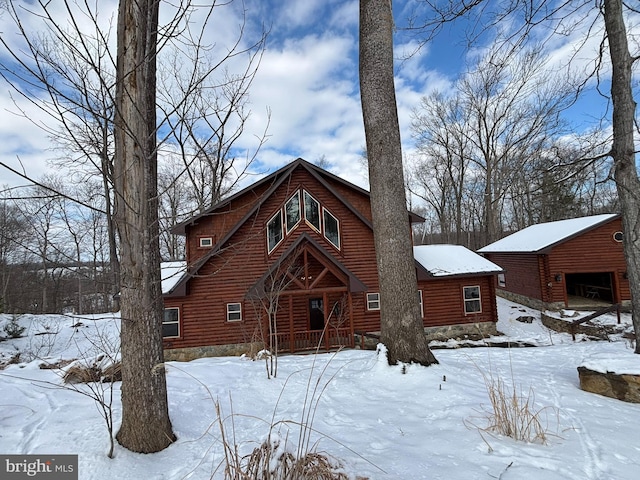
<box><xmin>270</xmin><ymin>327</ymin><xmax>353</xmax><ymax>353</ymax></box>
<box><xmin>247</xmin><ymin>237</ymin><xmax>365</xmax><ymax>354</ymax></box>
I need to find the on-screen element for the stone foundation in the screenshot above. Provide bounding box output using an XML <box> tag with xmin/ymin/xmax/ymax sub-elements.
<box><xmin>578</xmin><ymin>366</ymin><xmax>640</xmax><ymax>403</ymax></box>
<box><xmin>164</xmin><ymin>342</ymin><xmax>260</xmax><ymax>362</ymax></box>
<box><xmin>355</xmin><ymin>322</ymin><xmax>499</xmax><ymax>350</ymax></box>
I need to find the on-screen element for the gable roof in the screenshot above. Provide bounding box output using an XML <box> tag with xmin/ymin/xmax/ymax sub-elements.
<box><xmin>246</xmin><ymin>233</ymin><xmax>368</xmax><ymax>299</ymax></box>
<box><xmin>166</xmin><ymin>158</ymin><xmax>402</xmax><ymax>296</ymax></box>
<box><xmin>414</xmin><ymin>245</ymin><xmax>503</xmax><ymax>278</ymax></box>
<box><xmin>477</xmin><ymin>214</ymin><xmax>620</xmax><ymax>254</ymax></box>
<box><xmin>172</xmin><ymin>157</ymin><xmax>424</xmax><ymax>235</ymax></box>
<box><xmin>161</xmin><ymin>261</ymin><xmax>187</xmax><ymax>295</ymax></box>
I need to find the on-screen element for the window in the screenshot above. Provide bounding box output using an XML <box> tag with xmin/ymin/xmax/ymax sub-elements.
<box><xmin>463</xmin><ymin>286</ymin><xmax>481</xmax><ymax>314</ymax></box>
<box><xmin>199</xmin><ymin>237</ymin><xmax>213</xmax><ymax>248</ymax></box>
<box><xmin>497</xmin><ymin>273</ymin><xmax>506</xmax><ymax>288</ymax></box>
<box><xmin>367</xmin><ymin>292</ymin><xmax>380</xmax><ymax>311</ymax></box>
<box><xmin>267</xmin><ymin>210</ymin><xmax>283</xmax><ymax>253</ymax></box>
<box><xmin>323</xmin><ymin>208</ymin><xmax>340</xmax><ymax>249</ymax></box>
<box><xmin>613</xmin><ymin>231</ymin><xmax>624</xmax><ymax>242</ymax></box>
<box><xmin>227</xmin><ymin>303</ymin><xmax>242</xmax><ymax>322</ymax></box>
<box><xmin>418</xmin><ymin>290</ymin><xmax>424</xmax><ymax>318</ymax></box>
<box><xmin>303</xmin><ymin>190</ymin><xmax>321</xmax><ymax>231</ymax></box>
<box><xmin>163</xmin><ymin>308</ymin><xmax>180</xmax><ymax>338</ymax></box>
<box><xmin>285</xmin><ymin>191</ymin><xmax>301</xmax><ymax>233</ymax></box>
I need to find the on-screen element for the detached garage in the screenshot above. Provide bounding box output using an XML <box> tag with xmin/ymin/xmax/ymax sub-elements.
<box><xmin>478</xmin><ymin>214</ymin><xmax>630</xmax><ymax>310</ymax></box>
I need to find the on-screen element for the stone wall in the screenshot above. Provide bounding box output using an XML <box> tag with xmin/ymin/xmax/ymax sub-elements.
<box><xmin>578</xmin><ymin>366</ymin><xmax>640</xmax><ymax>403</ymax></box>
<box><xmin>164</xmin><ymin>342</ymin><xmax>260</xmax><ymax>362</ymax></box>
<box><xmin>355</xmin><ymin>322</ymin><xmax>499</xmax><ymax>350</ymax></box>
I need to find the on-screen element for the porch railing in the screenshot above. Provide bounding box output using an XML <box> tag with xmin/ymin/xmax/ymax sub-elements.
<box><xmin>270</xmin><ymin>327</ymin><xmax>353</xmax><ymax>353</ymax></box>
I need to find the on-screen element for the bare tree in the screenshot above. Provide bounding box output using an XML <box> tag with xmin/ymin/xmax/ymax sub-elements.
<box><xmin>113</xmin><ymin>0</ymin><xmax>175</xmax><ymax>452</ymax></box>
<box><xmin>604</xmin><ymin>0</ymin><xmax>640</xmax><ymax>353</ymax></box>
<box><xmin>410</xmin><ymin>91</ymin><xmax>469</xmax><ymax>244</ymax></box>
<box><xmin>412</xmin><ymin>0</ymin><xmax>640</xmax><ymax>351</ymax></box>
<box><xmin>247</xmin><ymin>249</ymin><xmax>304</xmax><ymax>379</ymax></box>
<box><xmin>359</xmin><ymin>0</ymin><xmax>437</xmax><ymax>366</ymax></box>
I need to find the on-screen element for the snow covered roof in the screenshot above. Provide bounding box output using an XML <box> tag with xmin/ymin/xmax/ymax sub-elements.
<box><xmin>161</xmin><ymin>261</ymin><xmax>187</xmax><ymax>294</ymax></box>
<box><xmin>478</xmin><ymin>214</ymin><xmax>619</xmax><ymax>254</ymax></box>
<box><xmin>414</xmin><ymin>244</ymin><xmax>503</xmax><ymax>277</ymax></box>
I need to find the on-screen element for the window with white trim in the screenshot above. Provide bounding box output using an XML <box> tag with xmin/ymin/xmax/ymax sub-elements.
<box><xmin>303</xmin><ymin>190</ymin><xmax>321</xmax><ymax>231</ymax></box>
<box><xmin>322</xmin><ymin>208</ymin><xmax>340</xmax><ymax>249</ymax></box>
<box><xmin>163</xmin><ymin>308</ymin><xmax>180</xmax><ymax>338</ymax></box>
<box><xmin>463</xmin><ymin>286</ymin><xmax>481</xmax><ymax>314</ymax></box>
<box><xmin>267</xmin><ymin>210</ymin><xmax>284</xmax><ymax>253</ymax></box>
<box><xmin>418</xmin><ymin>290</ymin><xmax>424</xmax><ymax>318</ymax></box>
<box><xmin>285</xmin><ymin>191</ymin><xmax>301</xmax><ymax>233</ymax></box>
<box><xmin>227</xmin><ymin>303</ymin><xmax>242</xmax><ymax>322</ymax></box>
<box><xmin>199</xmin><ymin>237</ymin><xmax>213</xmax><ymax>248</ymax></box>
<box><xmin>497</xmin><ymin>273</ymin><xmax>506</xmax><ymax>288</ymax></box>
<box><xmin>367</xmin><ymin>292</ymin><xmax>380</xmax><ymax>311</ymax></box>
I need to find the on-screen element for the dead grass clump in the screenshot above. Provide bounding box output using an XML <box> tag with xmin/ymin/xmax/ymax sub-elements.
<box><xmin>467</xmin><ymin>370</ymin><xmax>560</xmax><ymax>448</ymax></box>
<box><xmin>0</xmin><ymin>353</ymin><xmax>21</xmax><ymax>370</ymax></box>
<box><xmin>39</xmin><ymin>359</ymin><xmax>75</xmax><ymax>370</ymax></box>
<box><xmin>63</xmin><ymin>364</ymin><xmax>102</xmax><ymax>384</ymax></box>
<box><xmin>239</xmin><ymin>437</ymin><xmax>350</xmax><ymax>480</ymax></box>
<box><xmin>61</xmin><ymin>357</ymin><xmax>121</xmax><ymax>384</ymax></box>
<box><xmin>101</xmin><ymin>362</ymin><xmax>121</xmax><ymax>383</ymax></box>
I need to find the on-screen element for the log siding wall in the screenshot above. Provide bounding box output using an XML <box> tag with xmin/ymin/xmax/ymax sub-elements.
<box><xmin>164</xmin><ymin>162</ymin><xmax>499</xmax><ymax>354</ymax></box>
<box><xmin>484</xmin><ymin>218</ymin><xmax>630</xmax><ymax>308</ymax></box>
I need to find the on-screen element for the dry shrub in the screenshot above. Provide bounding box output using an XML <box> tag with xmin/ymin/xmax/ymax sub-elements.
<box><xmin>63</xmin><ymin>364</ymin><xmax>102</xmax><ymax>384</ymax></box>
<box><xmin>39</xmin><ymin>359</ymin><xmax>74</xmax><ymax>370</ymax></box>
<box><xmin>239</xmin><ymin>436</ymin><xmax>350</xmax><ymax>480</ymax></box>
<box><xmin>62</xmin><ymin>357</ymin><xmax>121</xmax><ymax>384</ymax></box>
<box><xmin>468</xmin><ymin>367</ymin><xmax>560</xmax><ymax>448</ymax></box>
<box><xmin>102</xmin><ymin>362</ymin><xmax>121</xmax><ymax>383</ymax></box>
<box><xmin>0</xmin><ymin>353</ymin><xmax>21</xmax><ymax>370</ymax></box>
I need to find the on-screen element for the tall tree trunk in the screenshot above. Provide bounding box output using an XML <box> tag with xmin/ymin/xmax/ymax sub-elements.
<box><xmin>604</xmin><ymin>0</ymin><xmax>640</xmax><ymax>354</ymax></box>
<box><xmin>359</xmin><ymin>0</ymin><xmax>437</xmax><ymax>366</ymax></box>
<box><xmin>114</xmin><ymin>0</ymin><xmax>176</xmax><ymax>451</ymax></box>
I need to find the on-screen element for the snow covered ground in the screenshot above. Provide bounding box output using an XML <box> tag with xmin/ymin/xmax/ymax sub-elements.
<box><xmin>0</xmin><ymin>298</ymin><xmax>639</xmax><ymax>479</ymax></box>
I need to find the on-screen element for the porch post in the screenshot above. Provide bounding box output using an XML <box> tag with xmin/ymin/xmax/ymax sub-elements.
<box><xmin>348</xmin><ymin>292</ymin><xmax>354</xmax><ymax>348</ymax></box>
<box><xmin>323</xmin><ymin>292</ymin><xmax>329</xmax><ymax>350</ymax></box>
<box><xmin>289</xmin><ymin>295</ymin><xmax>294</xmax><ymax>353</ymax></box>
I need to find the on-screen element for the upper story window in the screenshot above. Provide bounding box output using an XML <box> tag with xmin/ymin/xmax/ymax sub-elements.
<box><xmin>199</xmin><ymin>237</ymin><xmax>213</xmax><ymax>248</ymax></box>
<box><xmin>323</xmin><ymin>208</ymin><xmax>340</xmax><ymax>249</ymax></box>
<box><xmin>267</xmin><ymin>210</ymin><xmax>284</xmax><ymax>253</ymax></box>
<box><xmin>285</xmin><ymin>191</ymin><xmax>301</xmax><ymax>233</ymax></box>
<box><xmin>267</xmin><ymin>188</ymin><xmax>341</xmax><ymax>254</ymax></box>
<box><xmin>304</xmin><ymin>190</ymin><xmax>321</xmax><ymax>231</ymax></box>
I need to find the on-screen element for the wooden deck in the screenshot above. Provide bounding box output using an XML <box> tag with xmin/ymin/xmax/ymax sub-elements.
<box><xmin>270</xmin><ymin>327</ymin><xmax>353</xmax><ymax>353</ymax></box>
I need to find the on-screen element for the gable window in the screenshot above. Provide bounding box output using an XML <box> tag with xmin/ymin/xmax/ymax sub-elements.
<box><xmin>367</xmin><ymin>292</ymin><xmax>380</xmax><ymax>311</ymax></box>
<box><xmin>227</xmin><ymin>303</ymin><xmax>242</xmax><ymax>322</ymax></box>
<box><xmin>267</xmin><ymin>210</ymin><xmax>284</xmax><ymax>253</ymax></box>
<box><xmin>199</xmin><ymin>237</ymin><xmax>213</xmax><ymax>248</ymax></box>
<box><xmin>303</xmin><ymin>190</ymin><xmax>321</xmax><ymax>231</ymax></box>
<box><xmin>323</xmin><ymin>208</ymin><xmax>340</xmax><ymax>249</ymax></box>
<box><xmin>163</xmin><ymin>308</ymin><xmax>180</xmax><ymax>338</ymax></box>
<box><xmin>463</xmin><ymin>286</ymin><xmax>481</xmax><ymax>314</ymax></box>
<box><xmin>285</xmin><ymin>191</ymin><xmax>301</xmax><ymax>233</ymax></box>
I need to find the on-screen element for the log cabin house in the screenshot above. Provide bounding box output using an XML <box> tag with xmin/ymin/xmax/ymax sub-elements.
<box><xmin>162</xmin><ymin>158</ymin><xmax>503</xmax><ymax>361</ymax></box>
<box><xmin>478</xmin><ymin>214</ymin><xmax>631</xmax><ymax>311</ymax></box>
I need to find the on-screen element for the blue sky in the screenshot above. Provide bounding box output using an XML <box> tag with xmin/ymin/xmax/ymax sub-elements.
<box><xmin>0</xmin><ymin>0</ymin><xmax>636</xmax><ymax>191</ymax></box>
